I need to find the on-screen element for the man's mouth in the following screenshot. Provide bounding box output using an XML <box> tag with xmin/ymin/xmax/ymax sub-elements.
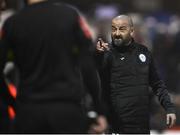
<box><xmin>114</xmin><ymin>37</ymin><xmax>122</xmax><ymax>40</ymax></box>
<box><xmin>114</xmin><ymin>38</ymin><xmax>122</xmax><ymax>42</ymax></box>
<box><xmin>114</xmin><ymin>38</ymin><xmax>123</xmax><ymax>46</ymax></box>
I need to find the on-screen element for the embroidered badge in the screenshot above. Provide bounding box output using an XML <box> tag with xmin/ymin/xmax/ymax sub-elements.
<box><xmin>139</xmin><ymin>54</ymin><xmax>146</xmax><ymax>62</ymax></box>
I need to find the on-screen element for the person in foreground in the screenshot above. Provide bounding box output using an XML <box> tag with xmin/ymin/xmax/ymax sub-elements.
<box><xmin>0</xmin><ymin>0</ymin><xmax>107</xmax><ymax>133</ymax></box>
<box><xmin>95</xmin><ymin>15</ymin><xmax>176</xmax><ymax>134</ymax></box>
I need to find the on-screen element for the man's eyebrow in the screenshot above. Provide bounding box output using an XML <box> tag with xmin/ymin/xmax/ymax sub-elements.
<box><xmin>112</xmin><ymin>25</ymin><xmax>128</xmax><ymax>29</ymax></box>
<box><xmin>119</xmin><ymin>26</ymin><xmax>129</xmax><ymax>29</ymax></box>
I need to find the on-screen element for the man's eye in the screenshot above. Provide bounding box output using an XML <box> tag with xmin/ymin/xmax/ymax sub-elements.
<box><xmin>120</xmin><ymin>28</ymin><xmax>127</xmax><ymax>30</ymax></box>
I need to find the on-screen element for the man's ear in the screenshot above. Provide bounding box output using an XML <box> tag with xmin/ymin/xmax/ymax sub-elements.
<box><xmin>130</xmin><ymin>27</ymin><xmax>134</xmax><ymax>37</ymax></box>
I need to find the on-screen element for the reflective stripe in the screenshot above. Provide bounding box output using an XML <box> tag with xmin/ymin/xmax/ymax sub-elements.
<box><xmin>8</xmin><ymin>83</ymin><xmax>17</xmax><ymax>99</ymax></box>
<box><xmin>78</xmin><ymin>17</ymin><xmax>92</xmax><ymax>39</ymax></box>
<box><xmin>8</xmin><ymin>105</ymin><xmax>15</xmax><ymax>120</ymax></box>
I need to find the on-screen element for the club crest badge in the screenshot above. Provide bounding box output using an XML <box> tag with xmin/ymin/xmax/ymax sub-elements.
<box><xmin>139</xmin><ymin>54</ymin><xmax>146</xmax><ymax>62</ymax></box>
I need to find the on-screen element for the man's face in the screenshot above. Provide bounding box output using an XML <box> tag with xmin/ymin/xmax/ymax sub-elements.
<box><xmin>111</xmin><ymin>19</ymin><xmax>133</xmax><ymax>47</ymax></box>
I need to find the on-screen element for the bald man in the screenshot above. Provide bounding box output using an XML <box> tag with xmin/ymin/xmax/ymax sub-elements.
<box><xmin>95</xmin><ymin>15</ymin><xmax>176</xmax><ymax>134</ymax></box>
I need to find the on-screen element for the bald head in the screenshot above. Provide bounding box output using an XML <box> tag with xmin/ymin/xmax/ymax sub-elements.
<box><xmin>27</xmin><ymin>0</ymin><xmax>46</xmax><ymax>5</ymax></box>
<box><xmin>112</xmin><ymin>15</ymin><xmax>133</xmax><ymax>28</ymax></box>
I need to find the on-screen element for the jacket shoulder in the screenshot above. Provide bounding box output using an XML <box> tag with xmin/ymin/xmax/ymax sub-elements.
<box><xmin>135</xmin><ymin>42</ymin><xmax>150</xmax><ymax>53</ymax></box>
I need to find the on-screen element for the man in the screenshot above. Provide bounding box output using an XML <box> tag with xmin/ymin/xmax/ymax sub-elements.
<box><xmin>95</xmin><ymin>15</ymin><xmax>176</xmax><ymax>134</ymax></box>
<box><xmin>0</xmin><ymin>0</ymin><xmax>107</xmax><ymax>133</ymax></box>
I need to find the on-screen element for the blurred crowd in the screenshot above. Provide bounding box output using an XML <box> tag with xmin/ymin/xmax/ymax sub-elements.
<box><xmin>0</xmin><ymin>0</ymin><xmax>180</xmax><ymax>133</ymax></box>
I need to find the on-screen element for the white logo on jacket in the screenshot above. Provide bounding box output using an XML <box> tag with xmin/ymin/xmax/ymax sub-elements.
<box><xmin>139</xmin><ymin>54</ymin><xmax>146</xmax><ymax>62</ymax></box>
<box><xmin>120</xmin><ymin>57</ymin><xmax>125</xmax><ymax>60</ymax></box>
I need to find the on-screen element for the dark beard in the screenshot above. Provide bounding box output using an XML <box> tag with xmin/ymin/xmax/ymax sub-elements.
<box><xmin>112</xmin><ymin>37</ymin><xmax>127</xmax><ymax>48</ymax></box>
<box><xmin>113</xmin><ymin>38</ymin><xmax>123</xmax><ymax>47</ymax></box>
<box><xmin>112</xmin><ymin>38</ymin><xmax>131</xmax><ymax>48</ymax></box>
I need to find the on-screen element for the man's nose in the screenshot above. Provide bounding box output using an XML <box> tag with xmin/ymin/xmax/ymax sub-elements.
<box><xmin>115</xmin><ymin>30</ymin><xmax>121</xmax><ymax>36</ymax></box>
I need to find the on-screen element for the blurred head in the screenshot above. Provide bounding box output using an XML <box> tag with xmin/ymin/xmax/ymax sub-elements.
<box><xmin>26</xmin><ymin>0</ymin><xmax>46</xmax><ymax>5</ymax></box>
<box><xmin>0</xmin><ymin>0</ymin><xmax>17</xmax><ymax>14</ymax></box>
<box><xmin>111</xmin><ymin>15</ymin><xmax>134</xmax><ymax>47</ymax></box>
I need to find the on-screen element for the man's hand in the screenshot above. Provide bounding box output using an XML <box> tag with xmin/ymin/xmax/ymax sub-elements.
<box><xmin>96</xmin><ymin>38</ymin><xmax>110</xmax><ymax>52</ymax></box>
<box><xmin>167</xmin><ymin>113</ymin><xmax>176</xmax><ymax>128</ymax></box>
<box><xmin>88</xmin><ymin>115</ymin><xmax>108</xmax><ymax>134</ymax></box>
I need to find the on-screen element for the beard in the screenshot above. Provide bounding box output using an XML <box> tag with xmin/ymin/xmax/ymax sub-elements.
<box><xmin>113</xmin><ymin>38</ymin><xmax>123</xmax><ymax>47</ymax></box>
<box><xmin>112</xmin><ymin>36</ymin><xmax>131</xmax><ymax>48</ymax></box>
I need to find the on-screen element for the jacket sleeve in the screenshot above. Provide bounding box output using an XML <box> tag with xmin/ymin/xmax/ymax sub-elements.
<box><xmin>149</xmin><ymin>52</ymin><xmax>176</xmax><ymax>114</ymax></box>
<box><xmin>94</xmin><ymin>50</ymin><xmax>113</xmax><ymax>118</ymax></box>
<box><xmin>94</xmin><ymin>49</ymin><xmax>112</xmax><ymax>71</ymax></box>
<box><xmin>74</xmin><ymin>12</ymin><xmax>105</xmax><ymax>115</ymax></box>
